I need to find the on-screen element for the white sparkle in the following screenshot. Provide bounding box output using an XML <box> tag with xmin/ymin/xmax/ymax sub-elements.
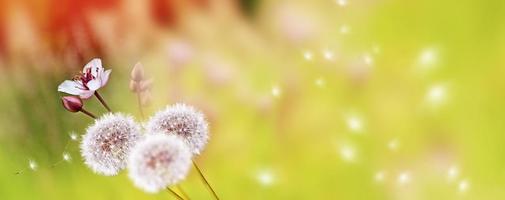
<box><xmin>426</xmin><ymin>84</ymin><xmax>447</xmax><ymax>104</ymax></box>
<box><xmin>372</xmin><ymin>45</ymin><xmax>380</xmax><ymax>54</ymax></box>
<box><xmin>257</xmin><ymin>169</ymin><xmax>275</xmax><ymax>186</ymax></box>
<box><xmin>29</xmin><ymin>160</ymin><xmax>37</xmax><ymax>171</ymax></box>
<box><xmin>340</xmin><ymin>145</ymin><xmax>356</xmax><ymax>162</ymax></box>
<box><xmin>304</xmin><ymin>51</ymin><xmax>313</xmax><ymax>61</ymax></box>
<box><xmin>388</xmin><ymin>139</ymin><xmax>399</xmax><ymax>151</ymax></box>
<box><xmin>336</xmin><ymin>0</ymin><xmax>348</xmax><ymax>7</ymax></box>
<box><xmin>315</xmin><ymin>77</ymin><xmax>325</xmax><ymax>88</ymax></box>
<box><xmin>271</xmin><ymin>86</ymin><xmax>281</xmax><ymax>98</ymax></box>
<box><xmin>323</xmin><ymin>49</ymin><xmax>335</xmax><ymax>61</ymax></box>
<box><xmin>363</xmin><ymin>53</ymin><xmax>374</xmax><ymax>66</ymax></box>
<box><xmin>397</xmin><ymin>171</ymin><xmax>411</xmax><ymax>185</ymax></box>
<box><xmin>347</xmin><ymin>116</ymin><xmax>363</xmax><ymax>132</ymax></box>
<box><xmin>418</xmin><ymin>48</ymin><xmax>438</xmax><ymax>67</ymax></box>
<box><xmin>375</xmin><ymin>171</ymin><xmax>386</xmax><ymax>182</ymax></box>
<box><xmin>458</xmin><ymin>179</ymin><xmax>469</xmax><ymax>192</ymax></box>
<box><xmin>63</xmin><ymin>152</ymin><xmax>72</xmax><ymax>162</ymax></box>
<box><xmin>447</xmin><ymin>166</ymin><xmax>459</xmax><ymax>181</ymax></box>
<box><xmin>69</xmin><ymin>132</ymin><xmax>78</xmax><ymax>141</ymax></box>
<box><xmin>340</xmin><ymin>24</ymin><xmax>351</xmax><ymax>34</ymax></box>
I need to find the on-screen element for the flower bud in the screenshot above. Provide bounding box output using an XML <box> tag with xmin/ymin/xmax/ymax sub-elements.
<box><xmin>61</xmin><ymin>96</ymin><xmax>83</xmax><ymax>112</ymax></box>
<box><xmin>129</xmin><ymin>80</ymin><xmax>140</xmax><ymax>93</ymax></box>
<box><xmin>131</xmin><ymin>62</ymin><xmax>145</xmax><ymax>82</ymax></box>
<box><xmin>139</xmin><ymin>79</ymin><xmax>153</xmax><ymax>91</ymax></box>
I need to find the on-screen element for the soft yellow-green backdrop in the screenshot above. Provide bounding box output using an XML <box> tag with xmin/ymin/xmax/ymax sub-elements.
<box><xmin>1</xmin><ymin>0</ymin><xmax>505</xmax><ymax>199</ymax></box>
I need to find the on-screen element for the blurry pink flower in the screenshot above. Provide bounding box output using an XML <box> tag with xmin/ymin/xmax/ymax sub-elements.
<box><xmin>58</xmin><ymin>58</ymin><xmax>112</xmax><ymax>99</ymax></box>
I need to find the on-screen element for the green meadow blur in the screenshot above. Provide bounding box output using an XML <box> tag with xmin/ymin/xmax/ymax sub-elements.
<box><xmin>1</xmin><ymin>0</ymin><xmax>505</xmax><ymax>199</ymax></box>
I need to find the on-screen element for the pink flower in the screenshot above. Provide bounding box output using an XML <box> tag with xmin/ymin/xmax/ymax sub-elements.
<box><xmin>58</xmin><ymin>58</ymin><xmax>112</xmax><ymax>99</ymax></box>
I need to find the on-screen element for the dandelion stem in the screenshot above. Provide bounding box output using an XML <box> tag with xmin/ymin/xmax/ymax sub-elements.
<box><xmin>136</xmin><ymin>92</ymin><xmax>145</xmax><ymax>120</ymax></box>
<box><xmin>166</xmin><ymin>187</ymin><xmax>185</xmax><ymax>200</ymax></box>
<box><xmin>80</xmin><ymin>108</ymin><xmax>96</xmax><ymax>119</ymax></box>
<box><xmin>176</xmin><ymin>185</ymin><xmax>190</xmax><ymax>200</ymax></box>
<box><xmin>193</xmin><ymin>160</ymin><xmax>219</xmax><ymax>200</ymax></box>
<box><xmin>94</xmin><ymin>91</ymin><xmax>111</xmax><ymax>112</ymax></box>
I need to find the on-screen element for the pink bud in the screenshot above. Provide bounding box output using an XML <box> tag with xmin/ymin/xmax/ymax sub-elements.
<box><xmin>129</xmin><ymin>80</ymin><xmax>140</xmax><ymax>93</ymax></box>
<box><xmin>131</xmin><ymin>62</ymin><xmax>145</xmax><ymax>81</ymax></box>
<box><xmin>61</xmin><ymin>96</ymin><xmax>83</xmax><ymax>112</ymax></box>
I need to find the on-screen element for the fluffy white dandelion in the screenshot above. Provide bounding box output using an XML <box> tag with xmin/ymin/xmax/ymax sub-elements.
<box><xmin>80</xmin><ymin>113</ymin><xmax>141</xmax><ymax>176</ymax></box>
<box><xmin>128</xmin><ymin>134</ymin><xmax>192</xmax><ymax>193</ymax></box>
<box><xmin>146</xmin><ymin>103</ymin><xmax>209</xmax><ymax>155</ymax></box>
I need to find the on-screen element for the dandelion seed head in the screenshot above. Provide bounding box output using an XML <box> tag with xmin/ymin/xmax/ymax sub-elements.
<box><xmin>29</xmin><ymin>160</ymin><xmax>37</xmax><ymax>171</ymax></box>
<box><xmin>81</xmin><ymin>113</ymin><xmax>141</xmax><ymax>176</ymax></box>
<box><xmin>128</xmin><ymin>134</ymin><xmax>192</xmax><ymax>193</ymax></box>
<box><xmin>146</xmin><ymin>103</ymin><xmax>209</xmax><ymax>155</ymax></box>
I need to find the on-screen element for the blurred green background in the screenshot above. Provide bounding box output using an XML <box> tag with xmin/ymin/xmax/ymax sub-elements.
<box><xmin>1</xmin><ymin>0</ymin><xmax>505</xmax><ymax>199</ymax></box>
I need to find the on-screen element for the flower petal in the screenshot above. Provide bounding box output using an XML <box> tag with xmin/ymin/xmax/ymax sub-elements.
<box><xmin>83</xmin><ymin>58</ymin><xmax>103</xmax><ymax>78</ymax></box>
<box><xmin>87</xmin><ymin>79</ymin><xmax>101</xmax><ymax>91</ymax></box>
<box><xmin>80</xmin><ymin>90</ymin><xmax>95</xmax><ymax>99</ymax></box>
<box><xmin>101</xmin><ymin>69</ymin><xmax>112</xmax><ymax>86</ymax></box>
<box><xmin>58</xmin><ymin>80</ymin><xmax>84</xmax><ymax>95</ymax></box>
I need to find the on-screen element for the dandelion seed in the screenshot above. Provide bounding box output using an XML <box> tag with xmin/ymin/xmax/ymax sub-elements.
<box><xmin>458</xmin><ymin>179</ymin><xmax>469</xmax><ymax>193</ymax></box>
<box><xmin>29</xmin><ymin>160</ymin><xmax>37</xmax><ymax>171</ymax></box>
<box><xmin>374</xmin><ymin>171</ymin><xmax>385</xmax><ymax>182</ymax></box>
<box><xmin>340</xmin><ymin>24</ymin><xmax>350</xmax><ymax>34</ymax></box>
<box><xmin>81</xmin><ymin>113</ymin><xmax>141</xmax><ymax>176</ymax></box>
<box><xmin>336</xmin><ymin>0</ymin><xmax>348</xmax><ymax>7</ymax></box>
<box><xmin>146</xmin><ymin>103</ymin><xmax>209</xmax><ymax>155</ymax></box>
<box><xmin>257</xmin><ymin>169</ymin><xmax>275</xmax><ymax>186</ymax></box>
<box><xmin>63</xmin><ymin>152</ymin><xmax>71</xmax><ymax>162</ymax></box>
<box><xmin>388</xmin><ymin>139</ymin><xmax>399</xmax><ymax>151</ymax></box>
<box><xmin>340</xmin><ymin>145</ymin><xmax>356</xmax><ymax>162</ymax></box>
<box><xmin>128</xmin><ymin>134</ymin><xmax>192</xmax><ymax>193</ymax></box>
<box><xmin>347</xmin><ymin>116</ymin><xmax>363</xmax><ymax>133</ymax></box>
<box><xmin>303</xmin><ymin>51</ymin><xmax>313</xmax><ymax>61</ymax></box>
<box><xmin>271</xmin><ymin>86</ymin><xmax>281</xmax><ymax>98</ymax></box>
<box><xmin>397</xmin><ymin>171</ymin><xmax>411</xmax><ymax>185</ymax></box>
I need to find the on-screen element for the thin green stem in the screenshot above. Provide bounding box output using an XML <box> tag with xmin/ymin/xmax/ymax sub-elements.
<box><xmin>80</xmin><ymin>108</ymin><xmax>96</xmax><ymax>119</ymax></box>
<box><xmin>176</xmin><ymin>185</ymin><xmax>190</xmax><ymax>200</ymax></box>
<box><xmin>166</xmin><ymin>187</ymin><xmax>184</xmax><ymax>200</ymax></box>
<box><xmin>193</xmin><ymin>160</ymin><xmax>219</xmax><ymax>200</ymax></box>
<box><xmin>94</xmin><ymin>91</ymin><xmax>111</xmax><ymax>112</ymax></box>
